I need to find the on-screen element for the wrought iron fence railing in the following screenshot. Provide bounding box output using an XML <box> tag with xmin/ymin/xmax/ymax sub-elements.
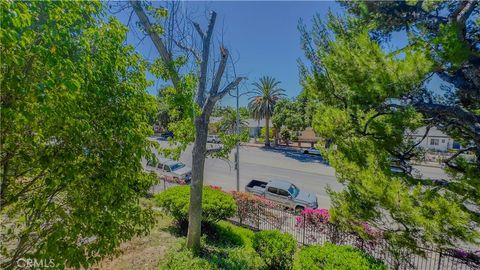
<box><xmin>227</xmin><ymin>203</ymin><xmax>479</xmax><ymax>270</ymax></box>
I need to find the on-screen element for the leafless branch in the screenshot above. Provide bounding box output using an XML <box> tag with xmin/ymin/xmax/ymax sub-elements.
<box><xmin>130</xmin><ymin>0</ymin><xmax>181</xmax><ymax>89</ymax></box>
<box><xmin>173</xmin><ymin>39</ymin><xmax>201</xmax><ymax>62</ymax></box>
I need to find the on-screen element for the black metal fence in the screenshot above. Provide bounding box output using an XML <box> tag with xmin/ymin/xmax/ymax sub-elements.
<box><xmin>152</xmin><ymin>181</ymin><xmax>478</xmax><ymax>269</ymax></box>
<box><xmin>228</xmin><ymin>203</ymin><xmax>479</xmax><ymax>270</ymax></box>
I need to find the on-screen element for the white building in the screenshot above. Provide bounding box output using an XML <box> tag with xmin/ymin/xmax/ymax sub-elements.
<box><xmin>408</xmin><ymin>126</ymin><xmax>462</xmax><ymax>152</ymax></box>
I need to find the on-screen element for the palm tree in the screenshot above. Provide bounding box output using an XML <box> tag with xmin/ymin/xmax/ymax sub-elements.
<box><xmin>219</xmin><ymin>107</ymin><xmax>248</xmax><ymax>134</ymax></box>
<box><xmin>248</xmin><ymin>76</ymin><xmax>285</xmax><ymax>146</ymax></box>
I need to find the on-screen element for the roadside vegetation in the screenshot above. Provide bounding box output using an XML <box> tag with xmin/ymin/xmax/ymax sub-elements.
<box><xmin>98</xmin><ymin>190</ymin><xmax>385</xmax><ymax>270</ymax></box>
<box><xmin>2</xmin><ymin>0</ymin><xmax>478</xmax><ymax>269</ymax></box>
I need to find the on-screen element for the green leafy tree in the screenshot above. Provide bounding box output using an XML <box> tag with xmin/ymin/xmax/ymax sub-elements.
<box><xmin>272</xmin><ymin>98</ymin><xmax>307</xmax><ymax>143</ymax></box>
<box><xmin>299</xmin><ymin>1</ymin><xmax>479</xmax><ymax>264</ymax></box>
<box><xmin>1</xmin><ymin>1</ymin><xmax>157</xmax><ymax>268</ymax></box>
<box><xmin>280</xmin><ymin>128</ymin><xmax>292</xmax><ymax>146</ymax></box>
<box><xmin>248</xmin><ymin>76</ymin><xmax>286</xmax><ymax>146</ymax></box>
<box><xmin>130</xmin><ymin>1</ymin><xmax>245</xmax><ymax>250</ymax></box>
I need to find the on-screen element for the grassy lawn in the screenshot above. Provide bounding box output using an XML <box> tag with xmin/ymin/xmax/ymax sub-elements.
<box><xmin>93</xmin><ymin>202</ymin><xmax>180</xmax><ymax>270</ymax></box>
<box><xmin>93</xmin><ymin>207</ymin><xmax>264</xmax><ymax>269</ymax></box>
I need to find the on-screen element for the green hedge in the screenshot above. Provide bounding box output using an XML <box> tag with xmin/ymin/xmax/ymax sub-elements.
<box><xmin>159</xmin><ymin>221</ymin><xmax>264</xmax><ymax>270</ymax></box>
<box><xmin>294</xmin><ymin>244</ymin><xmax>387</xmax><ymax>270</ymax></box>
<box><xmin>252</xmin><ymin>230</ymin><xmax>297</xmax><ymax>270</ymax></box>
<box><xmin>154</xmin><ymin>185</ymin><xmax>236</xmax><ymax>226</ymax></box>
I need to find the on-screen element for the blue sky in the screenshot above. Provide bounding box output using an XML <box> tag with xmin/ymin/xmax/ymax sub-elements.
<box><xmin>114</xmin><ymin>1</ymin><xmax>344</xmax><ymax>107</ymax></box>
<box><xmin>113</xmin><ymin>1</ymin><xmax>440</xmax><ymax>107</ymax></box>
<box><xmin>181</xmin><ymin>1</ymin><xmax>343</xmax><ymax>107</ymax></box>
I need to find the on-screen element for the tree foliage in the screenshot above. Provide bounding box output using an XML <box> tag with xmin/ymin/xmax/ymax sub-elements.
<box><xmin>272</xmin><ymin>99</ymin><xmax>307</xmax><ymax>132</ymax></box>
<box><xmin>248</xmin><ymin>76</ymin><xmax>285</xmax><ymax>146</ymax></box>
<box><xmin>295</xmin><ymin>244</ymin><xmax>386</xmax><ymax>270</ymax></box>
<box><xmin>1</xmin><ymin>1</ymin><xmax>157</xmax><ymax>268</ymax></box>
<box><xmin>154</xmin><ymin>185</ymin><xmax>236</xmax><ymax>226</ymax></box>
<box><xmin>300</xmin><ymin>0</ymin><xmax>479</xmax><ymax>259</ymax></box>
<box><xmin>218</xmin><ymin>107</ymin><xmax>248</xmax><ymax>134</ymax></box>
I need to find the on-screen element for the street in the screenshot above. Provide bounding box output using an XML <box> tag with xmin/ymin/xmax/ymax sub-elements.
<box><xmin>152</xmin><ymin>139</ymin><xmax>449</xmax><ymax>208</ymax></box>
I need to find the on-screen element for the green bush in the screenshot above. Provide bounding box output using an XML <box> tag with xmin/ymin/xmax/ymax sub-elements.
<box><xmin>155</xmin><ymin>186</ymin><xmax>236</xmax><ymax>226</ymax></box>
<box><xmin>208</xmin><ymin>247</ymin><xmax>264</xmax><ymax>270</ymax></box>
<box><xmin>206</xmin><ymin>221</ymin><xmax>255</xmax><ymax>247</ymax></box>
<box><xmin>294</xmin><ymin>244</ymin><xmax>387</xmax><ymax>270</ymax></box>
<box><xmin>158</xmin><ymin>246</ymin><xmax>213</xmax><ymax>270</ymax></box>
<box><xmin>159</xmin><ymin>221</ymin><xmax>264</xmax><ymax>270</ymax></box>
<box><xmin>252</xmin><ymin>230</ymin><xmax>296</xmax><ymax>270</ymax></box>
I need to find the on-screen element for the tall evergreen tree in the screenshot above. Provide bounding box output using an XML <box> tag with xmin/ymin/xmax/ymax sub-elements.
<box><xmin>300</xmin><ymin>0</ymin><xmax>479</xmax><ymax>263</ymax></box>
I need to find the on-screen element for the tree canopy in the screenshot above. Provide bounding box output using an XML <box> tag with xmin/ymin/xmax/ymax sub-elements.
<box><xmin>300</xmin><ymin>0</ymin><xmax>479</xmax><ymax>261</ymax></box>
<box><xmin>1</xmin><ymin>1</ymin><xmax>157</xmax><ymax>268</ymax></box>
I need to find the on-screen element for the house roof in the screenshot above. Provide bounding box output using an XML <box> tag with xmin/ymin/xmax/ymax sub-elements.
<box><xmin>409</xmin><ymin>126</ymin><xmax>449</xmax><ymax>138</ymax></box>
<box><xmin>245</xmin><ymin>118</ymin><xmax>272</xmax><ymax>128</ymax></box>
<box><xmin>211</xmin><ymin>116</ymin><xmax>272</xmax><ymax>128</ymax></box>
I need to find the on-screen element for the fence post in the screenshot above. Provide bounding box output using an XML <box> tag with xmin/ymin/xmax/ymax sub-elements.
<box><xmin>302</xmin><ymin>212</ymin><xmax>306</xmax><ymax>245</ymax></box>
<box><xmin>437</xmin><ymin>249</ymin><xmax>442</xmax><ymax>270</ymax></box>
<box><xmin>256</xmin><ymin>203</ymin><xmax>260</xmax><ymax>231</ymax></box>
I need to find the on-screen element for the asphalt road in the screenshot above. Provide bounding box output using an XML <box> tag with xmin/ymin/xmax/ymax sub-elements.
<box><xmin>152</xmin><ymin>139</ymin><xmax>448</xmax><ymax>208</ymax></box>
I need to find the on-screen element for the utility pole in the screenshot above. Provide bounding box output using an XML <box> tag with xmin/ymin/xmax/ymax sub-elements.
<box><xmin>235</xmin><ymin>84</ymin><xmax>240</xmax><ymax>192</ymax></box>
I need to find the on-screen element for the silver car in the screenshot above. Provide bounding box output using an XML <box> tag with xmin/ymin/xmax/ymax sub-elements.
<box><xmin>245</xmin><ymin>179</ymin><xmax>318</xmax><ymax>212</ymax></box>
<box><xmin>207</xmin><ymin>135</ymin><xmax>221</xmax><ymax>143</ymax></box>
<box><xmin>146</xmin><ymin>157</ymin><xmax>192</xmax><ymax>184</ymax></box>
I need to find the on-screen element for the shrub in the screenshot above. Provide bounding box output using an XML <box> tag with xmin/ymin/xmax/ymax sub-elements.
<box><xmin>208</xmin><ymin>248</ymin><xmax>264</xmax><ymax>270</ymax></box>
<box><xmin>155</xmin><ymin>186</ymin><xmax>236</xmax><ymax>226</ymax></box>
<box><xmin>158</xmin><ymin>246</ymin><xmax>213</xmax><ymax>270</ymax></box>
<box><xmin>294</xmin><ymin>244</ymin><xmax>387</xmax><ymax>270</ymax></box>
<box><xmin>295</xmin><ymin>208</ymin><xmax>331</xmax><ymax>243</ymax></box>
<box><xmin>160</xmin><ymin>222</ymin><xmax>265</xmax><ymax>270</ymax></box>
<box><xmin>206</xmin><ymin>221</ymin><xmax>255</xmax><ymax>247</ymax></box>
<box><xmin>252</xmin><ymin>230</ymin><xmax>296</xmax><ymax>270</ymax></box>
<box><xmin>232</xmin><ymin>191</ymin><xmax>285</xmax><ymax>229</ymax></box>
<box><xmin>280</xmin><ymin>128</ymin><xmax>291</xmax><ymax>144</ymax></box>
<box><xmin>205</xmin><ymin>221</ymin><xmax>264</xmax><ymax>270</ymax></box>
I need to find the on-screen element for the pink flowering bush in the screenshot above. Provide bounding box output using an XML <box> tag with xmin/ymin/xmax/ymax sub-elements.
<box><xmin>295</xmin><ymin>208</ymin><xmax>331</xmax><ymax>243</ymax></box>
<box><xmin>231</xmin><ymin>191</ymin><xmax>283</xmax><ymax>228</ymax></box>
<box><xmin>351</xmin><ymin>222</ymin><xmax>385</xmax><ymax>253</ymax></box>
<box><xmin>208</xmin><ymin>185</ymin><xmax>222</xmax><ymax>190</ymax></box>
<box><xmin>295</xmin><ymin>208</ymin><xmax>330</xmax><ymax>227</ymax></box>
<box><xmin>161</xmin><ymin>175</ymin><xmax>186</xmax><ymax>185</ymax></box>
<box><xmin>361</xmin><ymin>222</ymin><xmax>384</xmax><ymax>239</ymax></box>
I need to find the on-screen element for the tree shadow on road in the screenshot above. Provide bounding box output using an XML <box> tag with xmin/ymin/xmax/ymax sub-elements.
<box><xmin>258</xmin><ymin>146</ymin><xmax>329</xmax><ymax>164</ymax></box>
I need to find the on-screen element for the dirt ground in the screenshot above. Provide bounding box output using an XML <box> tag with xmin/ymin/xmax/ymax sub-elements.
<box><xmin>92</xmin><ymin>211</ymin><xmax>179</xmax><ymax>270</ymax></box>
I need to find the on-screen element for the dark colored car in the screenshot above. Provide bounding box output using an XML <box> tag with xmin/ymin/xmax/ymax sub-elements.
<box><xmin>158</xmin><ymin>131</ymin><xmax>174</xmax><ymax>140</ymax></box>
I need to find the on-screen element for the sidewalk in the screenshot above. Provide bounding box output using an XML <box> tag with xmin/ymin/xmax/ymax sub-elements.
<box><xmin>242</xmin><ymin>141</ymin><xmax>308</xmax><ymax>152</ymax></box>
<box><xmin>243</xmin><ymin>142</ymin><xmax>444</xmax><ymax>169</ymax></box>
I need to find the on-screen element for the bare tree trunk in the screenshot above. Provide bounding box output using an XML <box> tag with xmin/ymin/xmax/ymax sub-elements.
<box><xmin>187</xmin><ymin>116</ymin><xmax>207</xmax><ymax>250</ymax></box>
<box><xmin>265</xmin><ymin>115</ymin><xmax>270</xmax><ymax>147</ymax></box>
<box><xmin>131</xmin><ymin>1</ymin><xmax>244</xmax><ymax>251</ymax></box>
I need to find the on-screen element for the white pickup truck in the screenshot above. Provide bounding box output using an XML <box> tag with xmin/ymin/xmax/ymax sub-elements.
<box><xmin>245</xmin><ymin>179</ymin><xmax>318</xmax><ymax>212</ymax></box>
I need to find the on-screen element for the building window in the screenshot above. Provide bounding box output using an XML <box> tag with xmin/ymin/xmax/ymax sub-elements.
<box><xmin>430</xmin><ymin>138</ymin><xmax>439</xmax><ymax>146</ymax></box>
<box><xmin>441</xmin><ymin>139</ymin><xmax>445</xmax><ymax>143</ymax></box>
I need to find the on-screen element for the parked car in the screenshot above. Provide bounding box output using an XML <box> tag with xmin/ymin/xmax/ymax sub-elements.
<box><xmin>207</xmin><ymin>134</ymin><xmax>221</xmax><ymax>143</ymax></box>
<box><xmin>303</xmin><ymin>147</ymin><xmax>321</xmax><ymax>155</ymax></box>
<box><xmin>146</xmin><ymin>157</ymin><xmax>191</xmax><ymax>184</ymax></box>
<box><xmin>158</xmin><ymin>131</ymin><xmax>174</xmax><ymax>140</ymax></box>
<box><xmin>245</xmin><ymin>179</ymin><xmax>318</xmax><ymax>212</ymax></box>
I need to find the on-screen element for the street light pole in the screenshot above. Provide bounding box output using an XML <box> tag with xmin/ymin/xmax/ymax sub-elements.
<box><xmin>235</xmin><ymin>84</ymin><xmax>240</xmax><ymax>192</ymax></box>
